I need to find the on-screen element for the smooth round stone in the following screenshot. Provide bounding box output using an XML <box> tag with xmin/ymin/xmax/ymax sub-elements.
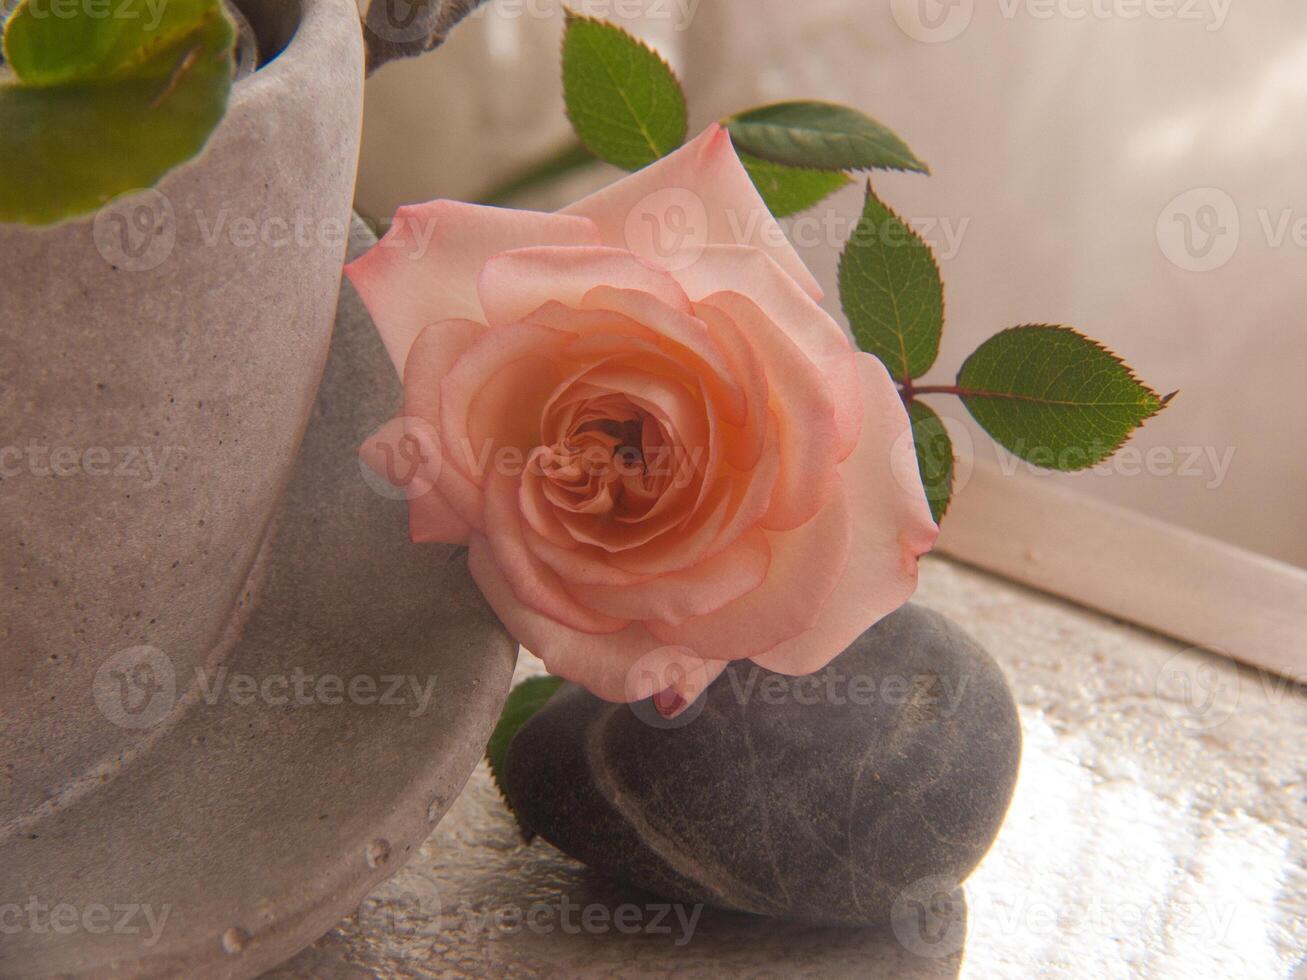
<box><xmin>503</xmin><ymin>603</ymin><xmax>1021</xmax><ymax>926</ymax></box>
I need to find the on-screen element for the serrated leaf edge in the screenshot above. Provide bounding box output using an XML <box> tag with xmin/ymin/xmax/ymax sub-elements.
<box><xmin>956</xmin><ymin>323</ymin><xmax>1171</xmax><ymax>467</ymax></box>
<box><xmin>560</xmin><ymin>9</ymin><xmax>687</xmax><ymax>170</ymax></box>
<box><xmin>838</xmin><ymin>180</ymin><xmax>946</xmax><ymax>382</ymax></box>
<box><xmin>726</xmin><ymin>99</ymin><xmax>930</xmax><ymax>175</ymax></box>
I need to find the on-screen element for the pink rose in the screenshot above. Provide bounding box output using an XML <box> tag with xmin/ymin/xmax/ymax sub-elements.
<box><xmin>347</xmin><ymin>125</ymin><xmax>938</xmax><ymax>714</ymax></box>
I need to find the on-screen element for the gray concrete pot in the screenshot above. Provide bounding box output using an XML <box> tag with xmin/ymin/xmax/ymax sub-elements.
<box><xmin>0</xmin><ymin>3</ymin><xmax>515</xmax><ymax>976</ymax></box>
<box><xmin>0</xmin><ymin>0</ymin><xmax>359</xmax><ymax>840</ymax></box>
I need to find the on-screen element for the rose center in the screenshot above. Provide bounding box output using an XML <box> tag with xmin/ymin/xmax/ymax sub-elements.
<box><xmin>537</xmin><ymin>403</ymin><xmax>667</xmax><ymax>518</ymax></box>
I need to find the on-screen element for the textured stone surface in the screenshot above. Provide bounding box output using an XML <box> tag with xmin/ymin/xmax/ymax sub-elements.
<box><xmin>272</xmin><ymin>557</ymin><xmax>1307</xmax><ymax>978</ymax></box>
<box><xmin>502</xmin><ymin>604</ymin><xmax>1020</xmax><ymax>926</ymax></box>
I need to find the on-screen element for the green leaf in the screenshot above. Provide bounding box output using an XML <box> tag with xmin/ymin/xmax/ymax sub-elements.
<box><xmin>727</xmin><ymin>101</ymin><xmax>927</xmax><ymax>174</ymax></box>
<box><xmin>839</xmin><ymin>182</ymin><xmax>944</xmax><ymax>382</ymax></box>
<box><xmin>738</xmin><ymin>150</ymin><xmax>850</xmax><ymax>217</ymax></box>
<box><xmin>0</xmin><ymin>0</ymin><xmax>235</xmax><ymax>226</ymax></box>
<box><xmin>957</xmin><ymin>325</ymin><xmax>1168</xmax><ymax>471</ymax></box>
<box><xmin>561</xmin><ymin>12</ymin><xmax>686</xmax><ymax>171</ymax></box>
<box><xmin>486</xmin><ymin>675</ymin><xmax>564</xmax><ymax>805</ymax></box>
<box><xmin>908</xmin><ymin>399</ymin><xmax>954</xmax><ymax>524</ymax></box>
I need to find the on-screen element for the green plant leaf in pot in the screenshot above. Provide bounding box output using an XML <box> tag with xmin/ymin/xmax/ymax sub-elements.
<box><xmin>839</xmin><ymin>181</ymin><xmax>945</xmax><ymax>382</ymax></box>
<box><xmin>560</xmin><ymin>11</ymin><xmax>687</xmax><ymax>171</ymax></box>
<box><xmin>957</xmin><ymin>324</ymin><xmax>1171</xmax><ymax>471</ymax></box>
<box><xmin>0</xmin><ymin>0</ymin><xmax>236</xmax><ymax>226</ymax></box>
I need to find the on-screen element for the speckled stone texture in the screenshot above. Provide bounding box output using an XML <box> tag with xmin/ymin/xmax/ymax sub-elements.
<box><xmin>501</xmin><ymin>604</ymin><xmax>1020</xmax><ymax>926</ymax></box>
<box><xmin>270</xmin><ymin>557</ymin><xmax>1307</xmax><ymax>978</ymax></box>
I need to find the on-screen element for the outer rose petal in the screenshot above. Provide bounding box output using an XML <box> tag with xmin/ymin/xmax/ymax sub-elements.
<box><xmin>562</xmin><ymin>124</ymin><xmax>822</xmax><ymax>301</ymax></box>
<box><xmin>468</xmin><ymin>536</ymin><xmax>727</xmax><ymax>704</ymax></box>
<box><xmin>647</xmin><ymin>489</ymin><xmax>854</xmax><ymax>660</ymax></box>
<box><xmin>358</xmin><ymin>417</ymin><xmax>470</xmax><ymax>544</ymax></box>
<box><xmin>399</xmin><ymin>318</ymin><xmax>504</xmax><ymax>532</ymax></box>
<box><xmin>695</xmin><ymin>296</ymin><xmax>841</xmax><ymax>532</ymax></box>
<box><xmin>477</xmin><ymin>246</ymin><xmax>690</xmax><ymax>328</ymax></box>
<box><xmin>677</xmin><ymin>246</ymin><xmax>863</xmax><ymax>459</ymax></box>
<box><xmin>344</xmin><ymin>201</ymin><xmax>599</xmax><ymax>376</ymax></box>
<box><xmin>751</xmin><ymin>354</ymin><xmax>939</xmax><ymax>675</ymax></box>
<box><xmin>565</xmin><ymin>527</ymin><xmax>771</xmax><ymax>626</ymax></box>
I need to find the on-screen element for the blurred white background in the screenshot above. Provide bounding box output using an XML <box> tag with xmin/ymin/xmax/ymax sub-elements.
<box><xmin>356</xmin><ymin>0</ymin><xmax>1307</xmax><ymax>568</ymax></box>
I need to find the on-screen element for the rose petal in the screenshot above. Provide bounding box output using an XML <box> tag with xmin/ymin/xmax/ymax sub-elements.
<box><xmin>697</xmin><ymin>293</ymin><xmax>842</xmax><ymax>531</ymax></box>
<box><xmin>483</xmin><ymin>471</ymin><xmax>629</xmax><ymax>634</ymax></box>
<box><xmin>566</xmin><ymin>526</ymin><xmax>770</xmax><ymax>626</ymax></box>
<box><xmin>434</xmin><ymin>322</ymin><xmax>572</xmax><ymax>484</ymax></box>
<box><xmin>648</xmin><ymin>487</ymin><xmax>854</xmax><ymax>660</ymax></box>
<box><xmin>625</xmin><ymin>649</ymin><xmax>729</xmax><ymax>707</ymax></box>
<box><xmin>358</xmin><ymin>417</ymin><xmax>470</xmax><ymax>544</ymax></box>
<box><xmin>477</xmin><ymin>246</ymin><xmax>691</xmax><ymax>327</ymax></box>
<box><xmin>345</xmin><ymin>201</ymin><xmax>599</xmax><ymax>375</ymax></box>
<box><xmin>561</xmin><ymin>124</ymin><xmax>822</xmax><ymax>300</ymax></box>
<box><xmin>601</xmin><ymin>413</ymin><xmax>782</xmax><ymax>577</ymax></box>
<box><xmin>469</xmin><ymin>535</ymin><xmax>725</xmax><ymax>703</ymax></box>
<box><xmin>677</xmin><ymin>246</ymin><xmax>862</xmax><ymax>459</ymax></box>
<box><xmin>579</xmin><ymin>285</ymin><xmax>746</xmax><ymax>425</ymax></box>
<box><xmin>751</xmin><ymin>354</ymin><xmax>939</xmax><ymax>675</ymax></box>
<box><xmin>697</xmin><ymin>304</ymin><xmax>769</xmax><ymax>472</ymax></box>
